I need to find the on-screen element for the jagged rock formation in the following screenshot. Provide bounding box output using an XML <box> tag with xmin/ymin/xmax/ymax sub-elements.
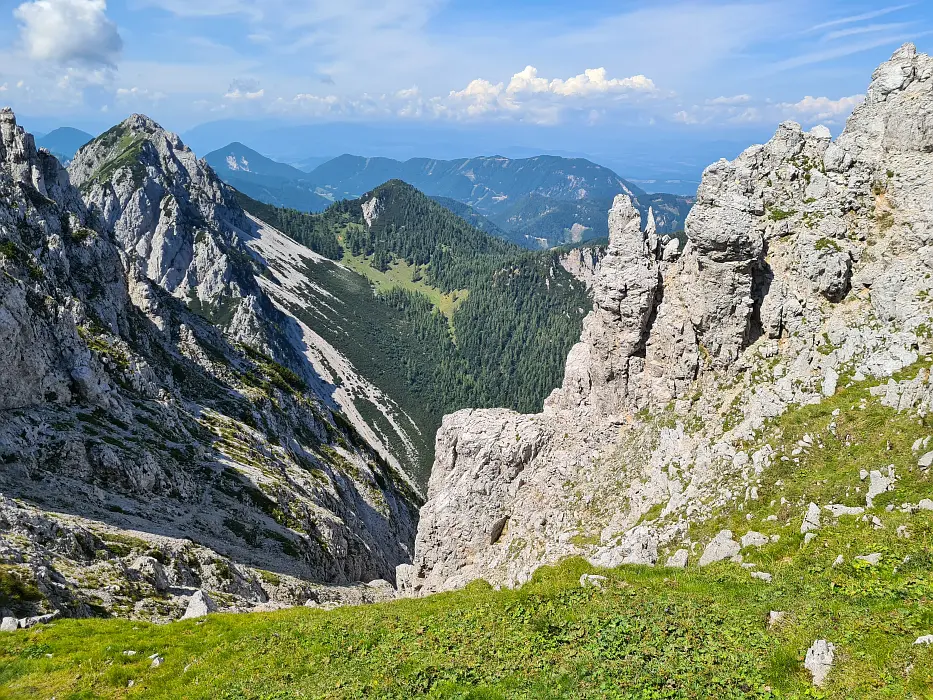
<box><xmin>0</xmin><ymin>108</ymin><xmax>419</xmax><ymax>621</ymax></box>
<box><xmin>401</xmin><ymin>45</ymin><xmax>933</xmax><ymax>594</ymax></box>
<box><xmin>557</xmin><ymin>245</ymin><xmax>605</xmax><ymax>289</ymax></box>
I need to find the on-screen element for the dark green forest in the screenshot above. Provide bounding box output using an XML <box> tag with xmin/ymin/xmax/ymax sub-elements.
<box><xmin>244</xmin><ymin>180</ymin><xmax>591</xmax><ymax>475</ymax></box>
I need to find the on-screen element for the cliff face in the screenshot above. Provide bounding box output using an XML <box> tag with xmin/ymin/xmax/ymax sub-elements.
<box><xmin>401</xmin><ymin>44</ymin><xmax>933</xmax><ymax>594</ymax></box>
<box><xmin>0</xmin><ymin>108</ymin><xmax>419</xmax><ymax>621</ymax></box>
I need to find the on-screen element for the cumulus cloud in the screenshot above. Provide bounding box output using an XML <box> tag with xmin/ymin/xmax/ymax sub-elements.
<box><xmin>14</xmin><ymin>0</ymin><xmax>122</xmax><ymax>66</ymax></box>
<box><xmin>225</xmin><ymin>79</ymin><xmax>265</xmax><ymax>100</ymax></box>
<box><xmin>779</xmin><ymin>94</ymin><xmax>865</xmax><ymax>121</ymax></box>
<box><xmin>674</xmin><ymin>92</ymin><xmax>864</xmax><ymax>127</ymax></box>
<box><xmin>268</xmin><ymin>65</ymin><xmax>659</xmax><ymax>125</ymax></box>
<box><xmin>440</xmin><ymin>66</ymin><xmax>657</xmax><ymax>122</ymax></box>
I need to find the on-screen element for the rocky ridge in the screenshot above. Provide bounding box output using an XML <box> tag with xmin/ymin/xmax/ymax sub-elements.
<box><xmin>0</xmin><ymin>108</ymin><xmax>419</xmax><ymax>622</ymax></box>
<box><xmin>400</xmin><ymin>45</ymin><xmax>933</xmax><ymax>594</ymax></box>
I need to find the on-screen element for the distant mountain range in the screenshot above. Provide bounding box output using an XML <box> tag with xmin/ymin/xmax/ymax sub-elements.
<box><xmin>203</xmin><ymin>142</ymin><xmax>332</xmax><ymax>212</ymax></box>
<box><xmin>35</xmin><ymin>127</ymin><xmax>94</xmax><ymax>163</ymax></box>
<box><xmin>207</xmin><ymin>149</ymin><xmax>695</xmax><ymax>248</ymax></box>
<box><xmin>33</xmin><ymin>125</ymin><xmax>695</xmax><ymax>248</ymax></box>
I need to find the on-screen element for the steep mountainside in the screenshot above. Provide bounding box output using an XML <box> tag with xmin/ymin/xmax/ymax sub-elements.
<box><xmin>428</xmin><ymin>196</ymin><xmax>514</xmax><ymax>243</ymax></box>
<box><xmin>402</xmin><ymin>43</ymin><xmax>933</xmax><ymax>604</ymax></box>
<box><xmin>233</xmin><ymin>181</ymin><xmax>591</xmax><ymax>480</ymax></box>
<box><xmin>0</xmin><ymin>109</ymin><xmax>419</xmax><ymax>622</ymax></box>
<box><xmin>204</xmin><ymin>142</ymin><xmax>331</xmax><ymax>213</ymax></box>
<box><xmin>36</xmin><ymin>127</ymin><xmax>95</xmax><ymax>163</ymax></box>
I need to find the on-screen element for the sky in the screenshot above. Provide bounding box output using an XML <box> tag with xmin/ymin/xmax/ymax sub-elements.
<box><xmin>0</xmin><ymin>1</ymin><xmax>931</xmax><ymax>179</ymax></box>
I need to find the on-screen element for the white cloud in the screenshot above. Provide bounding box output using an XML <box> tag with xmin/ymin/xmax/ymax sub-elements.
<box><xmin>673</xmin><ymin>92</ymin><xmax>864</xmax><ymax>127</ymax></box>
<box><xmin>0</xmin><ymin>84</ymin><xmax>7</xmax><ymax>93</ymax></box>
<box><xmin>116</xmin><ymin>86</ymin><xmax>167</xmax><ymax>102</ymax></box>
<box><xmin>440</xmin><ymin>66</ymin><xmax>657</xmax><ymax>122</ymax></box>
<box><xmin>268</xmin><ymin>64</ymin><xmax>659</xmax><ymax>125</ymax></box>
<box><xmin>822</xmin><ymin>22</ymin><xmax>912</xmax><ymax>42</ymax></box>
<box><xmin>673</xmin><ymin>110</ymin><xmax>699</xmax><ymax>124</ymax></box>
<box><xmin>225</xmin><ymin>88</ymin><xmax>265</xmax><ymax>100</ymax></box>
<box><xmin>706</xmin><ymin>94</ymin><xmax>751</xmax><ymax>105</ymax></box>
<box><xmin>779</xmin><ymin>94</ymin><xmax>865</xmax><ymax>121</ymax></box>
<box><xmin>224</xmin><ymin>78</ymin><xmax>264</xmax><ymax>101</ymax></box>
<box><xmin>14</xmin><ymin>0</ymin><xmax>122</xmax><ymax>66</ymax></box>
<box><xmin>806</xmin><ymin>4</ymin><xmax>914</xmax><ymax>33</ymax></box>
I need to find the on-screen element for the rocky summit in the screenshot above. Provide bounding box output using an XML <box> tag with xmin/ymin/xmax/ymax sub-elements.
<box><xmin>0</xmin><ymin>109</ymin><xmax>419</xmax><ymax>622</ymax></box>
<box><xmin>401</xmin><ymin>44</ymin><xmax>933</xmax><ymax>594</ymax></box>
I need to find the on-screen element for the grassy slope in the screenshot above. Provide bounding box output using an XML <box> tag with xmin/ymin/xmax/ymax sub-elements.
<box><xmin>340</xmin><ymin>252</ymin><xmax>467</xmax><ymax>321</ymax></box>
<box><xmin>2</xmin><ymin>366</ymin><xmax>933</xmax><ymax>698</ymax></box>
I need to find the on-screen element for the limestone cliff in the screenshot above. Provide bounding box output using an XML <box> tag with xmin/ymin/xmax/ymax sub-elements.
<box><xmin>0</xmin><ymin>108</ymin><xmax>419</xmax><ymax>622</ymax></box>
<box><xmin>401</xmin><ymin>44</ymin><xmax>933</xmax><ymax>594</ymax></box>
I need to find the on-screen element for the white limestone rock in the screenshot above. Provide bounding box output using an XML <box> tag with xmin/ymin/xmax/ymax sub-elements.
<box><xmin>801</xmin><ymin>503</ymin><xmax>822</xmax><ymax>534</ymax></box>
<box><xmin>805</xmin><ymin>640</ymin><xmax>836</xmax><ymax>687</ymax></box>
<box><xmin>0</xmin><ymin>617</ymin><xmax>18</xmax><ymax>632</ymax></box>
<box><xmin>699</xmin><ymin>531</ymin><xmax>741</xmax><ymax>566</ymax></box>
<box><xmin>181</xmin><ymin>590</ymin><xmax>218</xmax><ymax>620</ymax></box>
<box><xmin>740</xmin><ymin>531</ymin><xmax>769</xmax><ymax>549</ymax></box>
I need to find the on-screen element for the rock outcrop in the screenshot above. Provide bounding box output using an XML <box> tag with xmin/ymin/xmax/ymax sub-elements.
<box><xmin>401</xmin><ymin>45</ymin><xmax>933</xmax><ymax>595</ymax></box>
<box><xmin>0</xmin><ymin>108</ymin><xmax>420</xmax><ymax>620</ymax></box>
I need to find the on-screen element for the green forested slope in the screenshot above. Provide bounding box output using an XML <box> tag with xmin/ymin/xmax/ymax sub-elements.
<box><xmin>242</xmin><ymin>181</ymin><xmax>590</xmax><ymax>479</ymax></box>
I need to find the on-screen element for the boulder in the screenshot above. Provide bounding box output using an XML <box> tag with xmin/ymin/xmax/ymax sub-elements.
<box><xmin>579</xmin><ymin>574</ymin><xmax>607</xmax><ymax>589</ymax></box>
<box><xmin>19</xmin><ymin>611</ymin><xmax>59</xmax><ymax>629</ymax></box>
<box><xmin>740</xmin><ymin>531</ymin><xmax>769</xmax><ymax>549</ymax></box>
<box><xmin>825</xmin><ymin>504</ymin><xmax>864</xmax><ymax>517</ymax></box>
<box><xmin>181</xmin><ymin>590</ymin><xmax>218</xmax><ymax>620</ymax></box>
<box><xmin>129</xmin><ymin>556</ymin><xmax>169</xmax><ymax>592</ymax></box>
<box><xmin>801</xmin><ymin>503</ymin><xmax>821</xmax><ymax>533</ymax></box>
<box><xmin>855</xmin><ymin>553</ymin><xmax>883</xmax><ymax>566</ymax></box>
<box><xmin>804</xmin><ymin>640</ymin><xmax>836</xmax><ymax>687</ymax></box>
<box><xmin>666</xmin><ymin>549</ymin><xmax>689</xmax><ymax>569</ymax></box>
<box><xmin>699</xmin><ymin>530</ymin><xmax>741</xmax><ymax>566</ymax></box>
<box><xmin>866</xmin><ymin>470</ymin><xmax>895</xmax><ymax>508</ymax></box>
<box><xmin>0</xmin><ymin>617</ymin><xmax>17</xmax><ymax>632</ymax></box>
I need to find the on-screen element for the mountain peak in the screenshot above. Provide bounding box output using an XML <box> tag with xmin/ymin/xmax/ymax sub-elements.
<box><xmin>120</xmin><ymin>113</ymin><xmax>166</xmax><ymax>136</ymax></box>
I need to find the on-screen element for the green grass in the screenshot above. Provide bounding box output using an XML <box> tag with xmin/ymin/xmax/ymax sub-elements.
<box><xmin>341</xmin><ymin>252</ymin><xmax>468</xmax><ymax>320</ymax></box>
<box><xmin>2</xmin><ymin>548</ymin><xmax>932</xmax><ymax>698</ymax></box>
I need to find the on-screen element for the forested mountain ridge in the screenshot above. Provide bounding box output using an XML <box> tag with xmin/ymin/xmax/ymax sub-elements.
<box><xmin>234</xmin><ymin>180</ymin><xmax>592</xmax><ymax>479</ymax></box>
<box><xmin>206</xmin><ymin>147</ymin><xmax>694</xmax><ymax>248</ymax></box>
<box><xmin>310</xmin><ymin>155</ymin><xmax>693</xmax><ymax>247</ymax></box>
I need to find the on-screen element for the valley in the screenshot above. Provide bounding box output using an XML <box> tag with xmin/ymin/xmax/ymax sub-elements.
<box><xmin>1</xmin><ymin>10</ymin><xmax>933</xmax><ymax>696</ymax></box>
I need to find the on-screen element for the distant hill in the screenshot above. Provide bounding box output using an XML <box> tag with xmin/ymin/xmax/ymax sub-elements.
<box><xmin>428</xmin><ymin>196</ymin><xmax>520</xmax><ymax>245</ymax></box>
<box><xmin>306</xmin><ymin>154</ymin><xmax>692</xmax><ymax>247</ymax></box>
<box><xmin>36</xmin><ymin>127</ymin><xmax>94</xmax><ymax>162</ymax></box>
<box><xmin>204</xmin><ymin>142</ymin><xmax>332</xmax><ymax>213</ymax></box>
<box><xmin>206</xmin><ymin>146</ymin><xmax>694</xmax><ymax>247</ymax></box>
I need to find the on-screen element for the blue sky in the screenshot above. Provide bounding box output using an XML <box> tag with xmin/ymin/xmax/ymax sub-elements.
<box><xmin>0</xmin><ymin>1</ymin><xmax>931</xmax><ymax>177</ymax></box>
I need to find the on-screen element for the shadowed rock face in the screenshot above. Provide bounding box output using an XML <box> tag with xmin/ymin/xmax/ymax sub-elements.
<box><xmin>0</xmin><ymin>108</ymin><xmax>420</xmax><ymax>621</ymax></box>
<box><xmin>402</xmin><ymin>44</ymin><xmax>933</xmax><ymax>596</ymax></box>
